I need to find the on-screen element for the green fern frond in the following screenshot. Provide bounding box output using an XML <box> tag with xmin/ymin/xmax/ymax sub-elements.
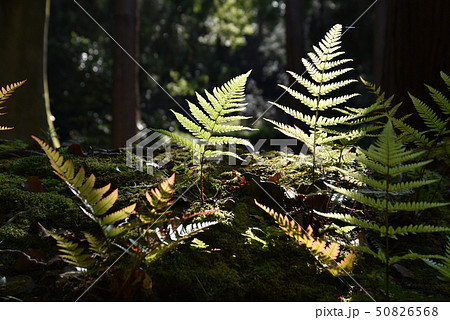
<box><xmin>333</xmin><ymin>167</ymin><xmax>438</xmax><ymax>192</ymax></box>
<box><xmin>155</xmin><ymin>72</ymin><xmax>254</xmax><ymax>202</ymax></box>
<box><xmin>390</xmin><ymin>117</ymin><xmax>432</xmax><ymax>148</ymax></box>
<box><xmin>409</xmin><ymin>94</ymin><xmax>447</xmax><ymax>134</ymax></box>
<box><xmin>157</xmin><ymin>71</ymin><xmax>253</xmax><ymax>158</ymax></box>
<box><xmin>83</xmin><ymin>232</ymin><xmax>108</xmax><ymax>258</ymax></box>
<box><xmin>421</xmin><ymin>238</ymin><xmax>450</xmax><ymax>282</ymax></box>
<box><xmin>50</xmin><ymin>232</ymin><xmax>94</xmax><ymax>268</ymax></box>
<box><xmin>394</xmin><ymin>72</ymin><xmax>450</xmax><ymax>157</ymax></box>
<box><xmin>426</xmin><ymin>84</ymin><xmax>450</xmax><ymax>115</ymax></box>
<box><xmin>322</xmin><ymin>119</ymin><xmax>449</xmax><ymax>295</ymax></box>
<box><xmin>266</xmin><ymin>24</ymin><xmax>360</xmax><ymax>183</ymax></box>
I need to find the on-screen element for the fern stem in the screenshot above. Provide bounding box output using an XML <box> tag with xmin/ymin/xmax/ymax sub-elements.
<box><xmin>384</xmin><ymin>167</ymin><xmax>390</xmax><ymax>299</ymax></box>
<box><xmin>200</xmin><ymin>157</ymin><xmax>205</xmax><ymax>204</ymax></box>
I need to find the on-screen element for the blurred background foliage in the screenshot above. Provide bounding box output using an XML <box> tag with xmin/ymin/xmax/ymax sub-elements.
<box><xmin>47</xmin><ymin>0</ymin><xmax>377</xmax><ymax>147</ymax></box>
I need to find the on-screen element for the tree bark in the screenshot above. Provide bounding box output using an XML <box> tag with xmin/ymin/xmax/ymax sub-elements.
<box><xmin>112</xmin><ymin>0</ymin><xmax>140</xmax><ymax>148</ymax></box>
<box><xmin>0</xmin><ymin>0</ymin><xmax>57</xmax><ymax>145</ymax></box>
<box><xmin>284</xmin><ymin>0</ymin><xmax>305</xmax><ymax>75</ymax></box>
<box><xmin>377</xmin><ymin>0</ymin><xmax>450</xmax><ymax>128</ymax></box>
<box><xmin>283</xmin><ymin>0</ymin><xmax>306</xmax><ymax>130</ymax></box>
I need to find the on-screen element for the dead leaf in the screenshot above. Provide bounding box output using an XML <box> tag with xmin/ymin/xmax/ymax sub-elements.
<box><xmin>268</xmin><ymin>172</ymin><xmax>281</xmax><ymax>183</ymax></box>
<box><xmin>303</xmin><ymin>193</ymin><xmax>330</xmax><ymax>212</ymax></box>
<box><xmin>22</xmin><ymin>176</ymin><xmax>43</xmax><ymax>193</ymax></box>
<box><xmin>14</xmin><ymin>249</ymin><xmax>46</xmax><ymax>271</ymax></box>
<box><xmin>393</xmin><ymin>263</ymin><xmax>415</xmax><ymax>279</ymax></box>
<box><xmin>68</xmin><ymin>143</ymin><xmax>86</xmax><ymax>157</ymax></box>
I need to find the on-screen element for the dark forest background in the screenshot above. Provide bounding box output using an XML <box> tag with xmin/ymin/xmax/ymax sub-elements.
<box><xmin>0</xmin><ymin>0</ymin><xmax>449</xmax><ymax>148</ymax></box>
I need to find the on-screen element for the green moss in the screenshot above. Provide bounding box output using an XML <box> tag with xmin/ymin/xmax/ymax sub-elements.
<box><xmin>0</xmin><ymin>141</ymin><xmax>27</xmax><ymax>151</ymax></box>
<box><xmin>9</xmin><ymin>155</ymin><xmax>54</xmax><ymax>177</ymax></box>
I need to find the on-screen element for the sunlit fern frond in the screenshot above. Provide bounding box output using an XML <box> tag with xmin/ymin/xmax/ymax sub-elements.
<box><xmin>254</xmin><ymin>199</ymin><xmax>356</xmax><ymax>276</ymax></box>
<box><xmin>265</xmin><ymin>24</ymin><xmax>361</xmax><ymax>182</ymax></box>
<box><xmin>32</xmin><ymin>136</ymin><xmax>135</xmax><ymax>235</ymax></box>
<box><xmin>146</xmin><ymin>173</ymin><xmax>175</xmax><ymax>210</ymax></box>
<box><xmin>155</xmin><ymin>71</ymin><xmax>254</xmax><ymax>162</ymax></box>
<box><xmin>144</xmin><ymin>220</ymin><xmax>219</xmax><ymax>264</ymax></box>
<box><xmin>0</xmin><ymin>80</ymin><xmax>26</xmax><ymax>131</ymax></box>
<box><xmin>0</xmin><ymin>80</ymin><xmax>26</xmax><ymax>104</ymax></box>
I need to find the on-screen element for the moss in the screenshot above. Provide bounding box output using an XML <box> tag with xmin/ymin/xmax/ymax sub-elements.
<box><xmin>9</xmin><ymin>155</ymin><xmax>55</xmax><ymax>178</ymax></box>
<box><xmin>0</xmin><ymin>140</ymin><xmax>28</xmax><ymax>151</ymax></box>
<box><xmin>147</xmin><ymin>190</ymin><xmax>344</xmax><ymax>301</ymax></box>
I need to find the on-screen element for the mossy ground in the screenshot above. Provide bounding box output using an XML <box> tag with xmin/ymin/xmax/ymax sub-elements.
<box><xmin>0</xmin><ymin>140</ymin><xmax>448</xmax><ymax>301</ymax></box>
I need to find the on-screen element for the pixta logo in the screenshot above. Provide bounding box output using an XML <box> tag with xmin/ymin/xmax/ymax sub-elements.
<box><xmin>126</xmin><ymin>129</ymin><xmax>309</xmax><ymax>174</ymax></box>
<box><xmin>126</xmin><ymin>129</ymin><xmax>171</xmax><ymax>174</ymax></box>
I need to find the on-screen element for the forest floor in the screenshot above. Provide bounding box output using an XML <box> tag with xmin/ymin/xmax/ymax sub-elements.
<box><xmin>0</xmin><ymin>138</ymin><xmax>448</xmax><ymax>302</ymax></box>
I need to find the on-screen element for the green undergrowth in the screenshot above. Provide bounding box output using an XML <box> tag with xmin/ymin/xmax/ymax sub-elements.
<box><xmin>0</xmin><ymin>140</ymin><xmax>448</xmax><ymax>301</ymax></box>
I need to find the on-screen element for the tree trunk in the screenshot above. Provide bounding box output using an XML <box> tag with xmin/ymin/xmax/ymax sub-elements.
<box><xmin>377</xmin><ymin>0</ymin><xmax>450</xmax><ymax>129</ymax></box>
<box><xmin>0</xmin><ymin>0</ymin><xmax>58</xmax><ymax>146</ymax></box>
<box><xmin>112</xmin><ymin>0</ymin><xmax>140</xmax><ymax>148</ymax></box>
<box><xmin>283</xmin><ymin>0</ymin><xmax>306</xmax><ymax>130</ymax></box>
<box><xmin>284</xmin><ymin>0</ymin><xmax>305</xmax><ymax>75</ymax></box>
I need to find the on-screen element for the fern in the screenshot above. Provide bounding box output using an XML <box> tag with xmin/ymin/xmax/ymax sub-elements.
<box><xmin>391</xmin><ymin>71</ymin><xmax>450</xmax><ymax>174</ymax></box>
<box><xmin>265</xmin><ymin>24</ymin><xmax>361</xmax><ymax>183</ymax></box>
<box><xmin>0</xmin><ymin>80</ymin><xmax>26</xmax><ymax>131</ymax></box>
<box><xmin>32</xmin><ymin>135</ymin><xmax>135</xmax><ymax>268</ymax></box>
<box><xmin>422</xmin><ymin>237</ymin><xmax>450</xmax><ymax>282</ymax></box>
<box><xmin>254</xmin><ymin>199</ymin><xmax>356</xmax><ymax>277</ymax></box>
<box><xmin>132</xmin><ymin>173</ymin><xmax>219</xmax><ymax>263</ymax></box>
<box><xmin>155</xmin><ymin>71</ymin><xmax>254</xmax><ymax>202</ymax></box>
<box><xmin>50</xmin><ymin>233</ymin><xmax>94</xmax><ymax>269</ymax></box>
<box><xmin>318</xmin><ymin>120</ymin><xmax>450</xmax><ymax>296</ymax></box>
<box><xmin>33</xmin><ymin>136</ymin><xmax>218</xmax><ymax>280</ymax></box>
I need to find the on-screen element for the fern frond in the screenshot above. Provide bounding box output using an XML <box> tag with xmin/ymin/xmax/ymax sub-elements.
<box><xmin>266</xmin><ymin>24</ymin><xmax>360</xmax><ymax>182</ymax></box>
<box><xmin>153</xmin><ymin>129</ymin><xmax>195</xmax><ymax>151</ymax></box>
<box><xmin>426</xmin><ymin>84</ymin><xmax>450</xmax><ymax>115</ymax></box>
<box><xmin>156</xmin><ymin>72</ymin><xmax>254</xmax><ymax>201</ymax></box>
<box><xmin>83</xmin><ymin>232</ymin><xmax>108</xmax><ymax>258</ymax></box>
<box><xmin>255</xmin><ymin>200</ymin><xmax>356</xmax><ymax>276</ymax></box>
<box><xmin>145</xmin><ymin>173</ymin><xmax>175</xmax><ymax>211</ymax></box>
<box><xmin>0</xmin><ymin>80</ymin><xmax>26</xmax><ymax>104</ymax></box>
<box><xmin>172</xmin><ymin>110</ymin><xmax>211</xmax><ymax>140</ymax></box>
<box><xmin>409</xmin><ymin>93</ymin><xmax>447</xmax><ymax>134</ymax></box>
<box><xmin>50</xmin><ymin>232</ymin><xmax>93</xmax><ymax>268</ymax></box>
<box><xmin>32</xmin><ymin>136</ymin><xmax>135</xmax><ymax>227</ymax></box>
<box><xmin>390</xmin><ymin>117</ymin><xmax>432</xmax><ymax>148</ymax></box>
<box><xmin>158</xmin><ymin>71</ymin><xmax>253</xmax><ymax>163</ymax></box>
<box><xmin>422</xmin><ymin>238</ymin><xmax>450</xmax><ymax>282</ymax></box>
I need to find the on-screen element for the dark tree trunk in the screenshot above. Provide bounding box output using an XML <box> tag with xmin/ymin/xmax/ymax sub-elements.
<box><xmin>112</xmin><ymin>0</ymin><xmax>139</xmax><ymax>148</ymax></box>
<box><xmin>284</xmin><ymin>0</ymin><xmax>305</xmax><ymax>75</ymax></box>
<box><xmin>283</xmin><ymin>0</ymin><xmax>306</xmax><ymax>130</ymax></box>
<box><xmin>0</xmin><ymin>0</ymin><xmax>58</xmax><ymax>146</ymax></box>
<box><xmin>376</xmin><ymin>0</ymin><xmax>450</xmax><ymax>129</ymax></box>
